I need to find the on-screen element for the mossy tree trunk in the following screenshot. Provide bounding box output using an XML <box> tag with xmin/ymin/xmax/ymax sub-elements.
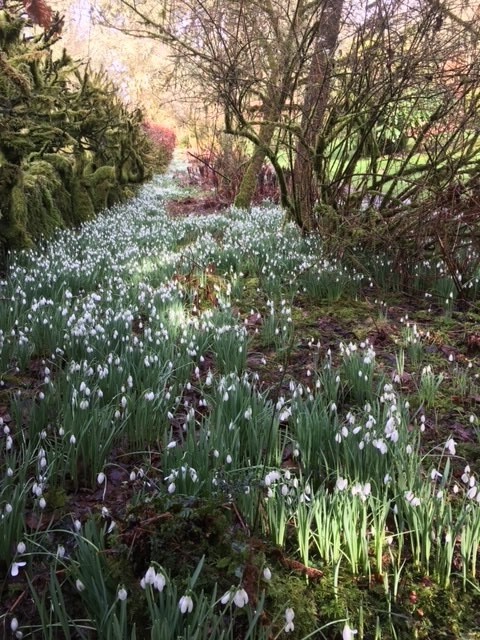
<box><xmin>291</xmin><ymin>0</ymin><xmax>344</xmax><ymax>231</ymax></box>
<box><xmin>233</xmin><ymin>122</ymin><xmax>276</xmax><ymax>209</ymax></box>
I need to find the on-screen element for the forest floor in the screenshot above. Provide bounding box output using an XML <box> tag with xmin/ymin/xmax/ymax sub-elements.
<box><xmin>1</xmin><ymin>165</ymin><xmax>480</xmax><ymax>639</ymax></box>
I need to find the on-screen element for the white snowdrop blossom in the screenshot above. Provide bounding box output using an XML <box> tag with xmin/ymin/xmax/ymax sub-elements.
<box><xmin>284</xmin><ymin>607</ymin><xmax>295</xmax><ymax>632</ymax></box>
<box><xmin>405</xmin><ymin>490</ymin><xmax>421</xmax><ymax>507</ymax></box>
<box><xmin>179</xmin><ymin>594</ymin><xmax>194</xmax><ymax>614</ymax></box>
<box><xmin>153</xmin><ymin>572</ymin><xmax>166</xmax><ymax>592</ymax></box>
<box><xmin>76</xmin><ymin>579</ymin><xmax>85</xmax><ymax>592</ymax></box>
<box><xmin>351</xmin><ymin>482</ymin><xmax>371</xmax><ymax>502</ymax></box>
<box><xmin>11</xmin><ymin>561</ymin><xmax>26</xmax><ymax>577</ymax></box>
<box><xmin>16</xmin><ymin>542</ymin><xmax>26</xmax><ymax>554</ymax></box>
<box><xmin>141</xmin><ymin>566</ymin><xmax>166</xmax><ymax>592</ymax></box>
<box><xmin>462</xmin><ymin>465</ymin><xmax>471</xmax><ymax>484</ymax></box>
<box><xmin>467</xmin><ymin>485</ymin><xmax>478</xmax><ymax>500</ymax></box>
<box><xmin>342</xmin><ymin>623</ymin><xmax>358</xmax><ymax>640</ymax></box>
<box><xmin>263</xmin><ymin>567</ymin><xmax>272</xmax><ymax>581</ymax></box>
<box><xmin>233</xmin><ymin>588</ymin><xmax>249</xmax><ymax>608</ymax></box>
<box><xmin>117</xmin><ymin>587</ymin><xmax>128</xmax><ymax>601</ymax></box>
<box><xmin>445</xmin><ymin>438</ymin><xmax>456</xmax><ymax>455</ymax></box>
<box><xmin>264</xmin><ymin>470</ymin><xmax>281</xmax><ymax>486</ymax></box>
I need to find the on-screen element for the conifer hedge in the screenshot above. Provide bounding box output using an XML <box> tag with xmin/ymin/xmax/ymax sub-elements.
<box><xmin>0</xmin><ymin>4</ymin><xmax>159</xmax><ymax>261</ymax></box>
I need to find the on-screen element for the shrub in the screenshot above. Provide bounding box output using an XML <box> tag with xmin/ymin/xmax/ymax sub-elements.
<box><xmin>143</xmin><ymin>122</ymin><xmax>176</xmax><ymax>172</ymax></box>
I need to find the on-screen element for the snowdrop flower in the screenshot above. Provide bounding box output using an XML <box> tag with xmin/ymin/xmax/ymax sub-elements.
<box><xmin>117</xmin><ymin>587</ymin><xmax>128</xmax><ymax>601</ymax></box>
<box><xmin>233</xmin><ymin>587</ymin><xmax>249</xmax><ymax>608</ymax></box>
<box><xmin>10</xmin><ymin>618</ymin><xmax>19</xmax><ymax>632</ymax></box>
<box><xmin>189</xmin><ymin>468</ymin><xmax>198</xmax><ymax>482</ymax></box>
<box><xmin>336</xmin><ymin>477</ymin><xmax>348</xmax><ymax>491</ymax></box>
<box><xmin>342</xmin><ymin>623</ymin><xmax>358</xmax><ymax>640</ymax></box>
<box><xmin>445</xmin><ymin>438</ymin><xmax>456</xmax><ymax>455</ymax></box>
<box><xmin>16</xmin><ymin>542</ymin><xmax>26</xmax><ymax>554</ymax></box>
<box><xmin>284</xmin><ymin>607</ymin><xmax>295</xmax><ymax>632</ymax></box>
<box><xmin>153</xmin><ymin>572</ymin><xmax>166</xmax><ymax>592</ymax></box>
<box><xmin>179</xmin><ymin>594</ymin><xmax>194</xmax><ymax>614</ymax></box>
<box><xmin>226</xmin><ymin>454</ymin><xmax>232</xmax><ymax>464</ymax></box>
<box><xmin>264</xmin><ymin>470</ymin><xmax>280</xmax><ymax>486</ymax></box>
<box><xmin>168</xmin><ymin>482</ymin><xmax>176</xmax><ymax>494</ymax></box>
<box><xmin>467</xmin><ymin>485</ymin><xmax>478</xmax><ymax>500</ymax></box>
<box><xmin>75</xmin><ymin>579</ymin><xmax>85</xmax><ymax>592</ymax></box>
<box><xmin>373</xmin><ymin>438</ymin><xmax>388</xmax><ymax>455</ymax></box>
<box><xmin>220</xmin><ymin>589</ymin><xmax>232</xmax><ymax>605</ymax></box>
<box><xmin>405</xmin><ymin>490</ymin><xmax>421</xmax><ymax>507</ymax></box>
<box><xmin>11</xmin><ymin>561</ymin><xmax>26</xmax><ymax>577</ymax></box>
<box><xmin>263</xmin><ymin>567</ymin><xmax>272</xmax><ymax>581</ymax></box>
<box><xmin>97</xmin><ymin>472</ymin><xmax>106</xmax><ymax>485</ymax></box>
<box><xmin>140</xmin><ymin>566</ymin><xmax>156</xmax><ymax>589</ymax></box>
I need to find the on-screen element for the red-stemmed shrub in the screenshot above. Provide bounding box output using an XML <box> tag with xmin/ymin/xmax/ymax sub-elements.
<box><xmin>143</xmin><ymin>123</ymin><xmax>176</xmax><ymax>172</ymax></box>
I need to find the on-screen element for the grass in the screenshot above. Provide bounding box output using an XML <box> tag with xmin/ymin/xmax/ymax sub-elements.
<box><xmin>1</xmin><ymin>163</ymin><xmax>480</xmax><ymax>639</ymax></box>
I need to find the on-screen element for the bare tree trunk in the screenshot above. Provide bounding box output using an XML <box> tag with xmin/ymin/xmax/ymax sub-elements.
<box><xmin>292</xmin><ymin>0</ymin><xmax>344</xmax><ymax>230</ymax></box>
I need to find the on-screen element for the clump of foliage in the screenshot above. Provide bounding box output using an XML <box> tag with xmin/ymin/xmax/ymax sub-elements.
<box><xmin>0</xmin><ymin>1</ymin><xmax>163</xmax><ymax>259</ymax></box>
<box><xmin>143</xmin><ymin>122</ymin><xmax>176</xmax><ymax>172</ymax></box>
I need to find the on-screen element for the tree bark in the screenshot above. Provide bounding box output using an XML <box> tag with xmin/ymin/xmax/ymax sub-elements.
<box><xmin>292</xmin><ymin>0</ymin><xmax>344</xmax><ymax>230</ymax></box>
<box><xmin>234</xmin><ymin>121</ymin><xmax>276</xmax><ymax>208</ymax></box>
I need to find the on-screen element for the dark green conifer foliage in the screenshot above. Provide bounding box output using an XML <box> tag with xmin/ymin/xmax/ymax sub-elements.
<box><xmin>0</xmin><ymin>5</ymin><xmax>152</xmax><ymax>256</ymax></box>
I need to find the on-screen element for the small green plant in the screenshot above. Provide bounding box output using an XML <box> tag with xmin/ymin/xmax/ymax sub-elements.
<box><xmin>418</xmin><ymin>365</ymin><xmax>444</xmax><ymax>408</ymax></box>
